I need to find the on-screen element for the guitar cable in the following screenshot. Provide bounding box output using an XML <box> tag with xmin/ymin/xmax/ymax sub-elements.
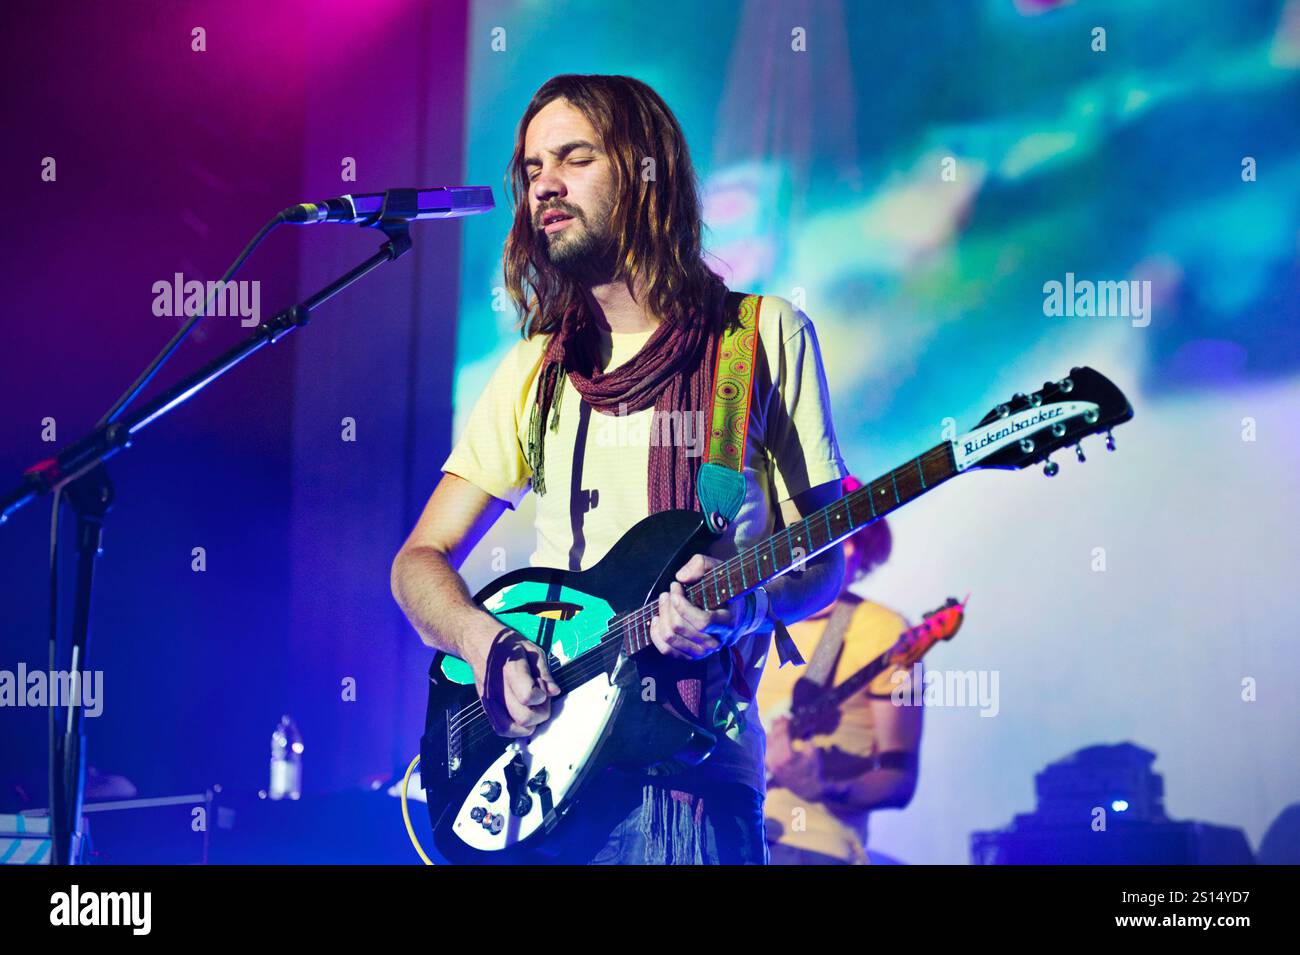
<box><xmin>401</xmin><ymin>755</ymin><xmax>434</xmax><ymax>865</ymax></box>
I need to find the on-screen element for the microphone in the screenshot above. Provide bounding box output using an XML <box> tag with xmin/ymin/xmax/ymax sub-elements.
<box><xmin>282</xmin><ymin>186</ymin><xmax>494</xmax><ymax>224</ymax></box>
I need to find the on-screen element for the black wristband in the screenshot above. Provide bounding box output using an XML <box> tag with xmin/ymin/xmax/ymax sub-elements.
<box><xmin>821</xmin><ymin>750</ymin><xmax>918</xmax><ymax>802</ymax></box>
<box><xmin>481</xmin><ymin>627</ymin><xmax>523</xmax><ymax>716</ymax></box>
<box><xmin>870</xmin><ymin>750</ymin><xmax>918</xmax><ymax>773</ymax></box>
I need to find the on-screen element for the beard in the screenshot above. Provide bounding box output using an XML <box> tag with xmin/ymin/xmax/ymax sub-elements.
<box><xmin>538</xmin><ymin>197</ymin><xmax>617</xmax><ymax>285</ymax></box>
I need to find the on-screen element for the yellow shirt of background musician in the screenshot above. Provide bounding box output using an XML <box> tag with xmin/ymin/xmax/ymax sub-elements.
<box><xmin>756</xmin><ymin>598</ymin><xmax>915</xmax><ymax>864</ymax></box>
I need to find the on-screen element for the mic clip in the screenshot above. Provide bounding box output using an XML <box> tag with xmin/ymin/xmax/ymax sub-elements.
<box><xmin>367</xmin><ymin>189</ymin><xmax>418</xmax><ymax>258</ymax></box>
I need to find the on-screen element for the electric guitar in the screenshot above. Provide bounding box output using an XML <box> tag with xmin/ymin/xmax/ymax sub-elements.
<box><xmin>420</xmin><ymin>366</ymin><xmax>1133</xmax><ymax>863</ymax></box>
<box><xmin>784</xmin><ymin>596</ymin><xmax>966</xmax><ymax>742</ymax></box>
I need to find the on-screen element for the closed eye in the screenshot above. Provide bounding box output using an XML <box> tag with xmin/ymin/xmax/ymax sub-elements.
<box><xmin>528</xmin><ymin>158</ymin><xmax>595</xmax><ymax>182</ymax></box>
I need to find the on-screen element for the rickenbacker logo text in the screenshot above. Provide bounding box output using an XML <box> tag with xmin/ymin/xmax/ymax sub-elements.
<box><xmin>963</xmin><ymin>406</ymin><xmax>1064</xmax><ymax>457</ymax></box>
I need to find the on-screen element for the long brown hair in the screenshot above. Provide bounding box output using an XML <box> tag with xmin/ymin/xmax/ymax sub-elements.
<box><xmin>503</xmin><ymin>74</ymin><xmax>726</xmax><ymax>339</ymax></box>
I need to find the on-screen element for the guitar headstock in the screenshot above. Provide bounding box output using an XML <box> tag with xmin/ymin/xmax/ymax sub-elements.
<box><xmin>954</xmin><ymin>366</ymin><xmax>1133</xmax><ymax>476</ymax></box>
<box><xmin>894</xmin><ymin>595</ymin><xmax>966</xmax><ymax>666</ymax></box>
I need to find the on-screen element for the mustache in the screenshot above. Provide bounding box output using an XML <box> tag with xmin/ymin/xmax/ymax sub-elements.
<box><xmin>535</xmin><ymin>203</ymin><xmax>583</xmax><ymax>227</ymax></box>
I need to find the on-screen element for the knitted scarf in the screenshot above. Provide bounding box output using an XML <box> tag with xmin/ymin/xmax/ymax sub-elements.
<box><xmin>525</xmin><ymin>286</ymin><xmax>726</xmax><ymax>512</ymax></box>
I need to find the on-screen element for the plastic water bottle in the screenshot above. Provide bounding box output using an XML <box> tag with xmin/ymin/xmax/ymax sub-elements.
<box><xmin>269</xmin><ymin>715</ymin><xmax>303</xmax><ymax>800</ymax></box>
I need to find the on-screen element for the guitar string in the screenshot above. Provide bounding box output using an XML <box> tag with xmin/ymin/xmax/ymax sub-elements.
<box><xmin>453</xmin><ymin>643</ymin><xmax>623</xmax><ymax>751</ymax></box>
<box><xmin>445</xmin><ymin>479</ymin><xmax>894</xmax><ymax>741</ymax></box>
<box><xmin>460</xmin><ymin>603</ymin><xmax>955</xmax><ymax>753</ymax></box>
<box><xmin>443</xmin><ymin>378</ymin><xmax>1095</xmax><ymax>750</ymax></box>
<box><xmin>444</xmin><ymin>444</ymin><xmax>957</xmax><ymax>743</ymax></box>
<box><xmin>446</xmin><ymin>502</ymin><xmax>953</xmax><ymax>749</ymax></box>
<box><xmin>460</xmin><ymin>606</ymin><xmax>947</xmax><ymax>751</ymax></box>
<box><xmin>443</xmin><ymin>444</ymin><xmax>957</xmax><ymax>744</ymax></box>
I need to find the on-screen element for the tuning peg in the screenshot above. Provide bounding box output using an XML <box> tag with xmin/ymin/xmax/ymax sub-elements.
<box><xmin>1059</xmin><ymin>377</ymin><xmax>1074</xmax><ymax>393</ymax></box>
<box><xmin>1105</xmin><ymin>430</ymin><xmax>1116</xmax><ymax>452</ymax></box>
<box><xmin>1043</xmin><ymin>458</ymin><xmax>1059</xmax><ymax>477</ymax></box>
<box><xmin>1075</xmin><ymin>443</ymin><xmax>1086</xmax><ymax>463</ymax></box>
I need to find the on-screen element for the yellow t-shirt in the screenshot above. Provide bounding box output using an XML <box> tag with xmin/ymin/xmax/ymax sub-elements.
<box><xmin>442</xmin><ymin>294</ymin><xmax>848</xmax><ymax>793</ymax></box>
<box><xmin>756</xmin><ymin>598</ymin><xmax>914</xmax><ymax>863</ymax></box>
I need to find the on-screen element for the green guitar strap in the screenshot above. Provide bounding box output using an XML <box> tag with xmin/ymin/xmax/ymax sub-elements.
<box><xmin>696</xmin><ymin>293</ymin><xmax>804</xmax><ymax>677</ymax></box>
<box><xmin>695</xmin><ymin>291</ymin><xmax>757</xmax><ymax>535</ymax></box>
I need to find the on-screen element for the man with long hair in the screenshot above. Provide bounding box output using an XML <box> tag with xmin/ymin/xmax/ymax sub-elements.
<box><xmin>392</xmin><ymin>74</ymin><xmax>848</xmax><ymax>864</ymax></box>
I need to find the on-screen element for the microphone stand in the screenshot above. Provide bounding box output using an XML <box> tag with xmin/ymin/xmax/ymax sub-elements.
<box><xmin>1</xmin><ymin>194</ymin><xmax>420</xmax><ymax>865</ymax></box>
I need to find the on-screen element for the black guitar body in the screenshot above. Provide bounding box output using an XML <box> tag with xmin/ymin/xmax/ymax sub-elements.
<box><xmin>420</xmin><ymin>508</ymin><xmax>724</xmax><ymax>864</ymax></box>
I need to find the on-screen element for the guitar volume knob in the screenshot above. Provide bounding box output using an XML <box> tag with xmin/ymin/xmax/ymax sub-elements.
<box><xmin>479</xmin><ymin>780</ymin><xmax>502</xmax><ymax>802</ymax></box>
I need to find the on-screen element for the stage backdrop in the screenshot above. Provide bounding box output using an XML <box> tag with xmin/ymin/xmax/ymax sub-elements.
<box><xmin>448</xmin><ymin>0</ymin><xmax>1300</xmax><ymax>863</ymax></box>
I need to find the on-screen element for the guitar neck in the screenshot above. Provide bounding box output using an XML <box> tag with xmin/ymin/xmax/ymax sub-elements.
<box><xmin>791</xmin><ymin>647</ymin><xmax>899</xmax><ymax>739</ymax></box>
<box><xmin>620</xmin><ymin>441</ymin><xmax>958</xmax><ymax>655</ymax></box>
<box><xmin>823</xmin><ymin>651</ymin><xmax>896</xmax><ymax>712</ymax></box>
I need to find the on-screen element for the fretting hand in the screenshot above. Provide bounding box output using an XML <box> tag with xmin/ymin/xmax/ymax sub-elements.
<box><xmin>649</xmin><ymin>553</ymin><xmax>758</xmax><ymax>660</ymax></box>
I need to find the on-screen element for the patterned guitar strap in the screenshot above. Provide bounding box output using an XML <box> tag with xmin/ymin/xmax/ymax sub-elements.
<box><xmin>687</xmin><ymin>292</ymin><xmax>805</xmax><ymax>735</ymax></box>
<box><xmin>642</xmin><ymin>292</ymin><xmax>807</xmax><ymax>864</ymax></box>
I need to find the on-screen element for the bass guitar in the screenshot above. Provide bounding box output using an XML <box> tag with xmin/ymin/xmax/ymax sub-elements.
<box><xmin>784</xmin><ymin>596</ymin><xmax>966</xmax><ymax>741</ymax></box>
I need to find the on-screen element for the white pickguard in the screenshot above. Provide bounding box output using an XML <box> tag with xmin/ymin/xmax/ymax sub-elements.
<box><xmin>452</xmin><ymin>668</ymin><xmax>623</xmax><ymax>852</ymax></box>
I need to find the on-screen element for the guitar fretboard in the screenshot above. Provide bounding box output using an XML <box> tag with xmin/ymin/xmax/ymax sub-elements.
<box><xmin>790</xmin><ymin>654</ymin><xmax>895</xmax><ymax>739</ymax></box>
<box><xmin>620</xmin><ymin>442</ymin><xmax>957</xmax><ymax>654</ymax></box>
